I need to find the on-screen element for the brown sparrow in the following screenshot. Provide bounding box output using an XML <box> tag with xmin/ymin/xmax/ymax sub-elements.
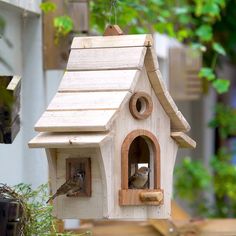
<box><xmin>46</xmin><ymin>170</ymin><xmax>84</xmax><ymax>203</ymax></box>
<box><xmin>128</xmin><ymin>166</ymin><xmax>151</xmax><ymax>189</ymax></box>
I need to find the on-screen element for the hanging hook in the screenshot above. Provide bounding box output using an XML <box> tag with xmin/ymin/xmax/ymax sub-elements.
<box><xmin>109</xmin><ymin>0</ymin><xmax>118</xmax><ymax>25</ymax></box>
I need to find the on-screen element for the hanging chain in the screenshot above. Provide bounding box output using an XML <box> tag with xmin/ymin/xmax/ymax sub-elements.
<box><xmin>109</xmin><ymin>0</ymin><xmax>118</xmax><ymax>25</ymax></box>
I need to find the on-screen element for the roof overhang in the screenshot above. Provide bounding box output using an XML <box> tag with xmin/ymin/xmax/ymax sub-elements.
<box><xmin>171</xmin><ymin>132</ymin><xmax>196</xmax><ymax>148</ymax></box>
<box><xmin>28</xmin><ymin>132</ymin><xmax>111</xmax><ymax>148</ymax></box>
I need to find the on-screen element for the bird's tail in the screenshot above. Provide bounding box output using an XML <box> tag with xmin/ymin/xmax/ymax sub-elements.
<box><xmin>46</xmin><ymin>193</ymin><xmax>57</xmax><ymax>204</ymax></box>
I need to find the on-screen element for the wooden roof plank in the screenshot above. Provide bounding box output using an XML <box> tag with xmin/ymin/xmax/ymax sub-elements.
<box><xmin>171</xmin><ymin>132</ymin><xmax>196</xmax><ymax>148</ymax></box>
<box><xmin>67</xmin><ymin>47</ymin><xmax>147</xmax><ymax>71</ymax></box>
<box><xmin>47</xmin><ymin>91</ymin><xmax>131</xmax><ymax>111</ymax></box>
<box><xmin>28</xmin><ymin>132</ymin><xmax>110</xmax><ymax>148</ymax></box>
<box><xmin>35</xmin><ymin>110</ymin><xmax>116</xmax><ymax>132</ymax></box>
<box><xmin>146</xmin><ymin>69</ymin><xmax>190</xmax><ymax>132</ymax></box>
<box><xmin>58</xmin><ymin>70</ymin><xmax>140</xmax><ymax>92</ymax></box>
<box><xmin>71</xmin><ymin>34</ymin><xmax>153</xmax><ymax>49</ymax></box>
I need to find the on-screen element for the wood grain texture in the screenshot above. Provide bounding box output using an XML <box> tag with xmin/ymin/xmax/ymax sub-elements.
<box><xmin>56</xmin><ymin>148</ymin><xmax>104</xmax><ymax>219</ymax></box>
<box><xmin>146</xmin><ymin>69</ymin><xmax>190</xmax><ymax>132</ymax></box>
<box><xmin>171</xmin><ymin>132</ymin><xmax>196</xmax><ymax>148</ymax></box>
<box><xmin>119</xmin><ymin>189</ymin><xmax>164</xmax><ymax>206</ymax></box>
<box><xmin>58</xmin><ymin>70</ymin><xmax>140</xmax><ymax>92</ymax></box>
<box><xmin>45</xmin><ymin>148</ymin><xmax>58</xmax><ymax>215</ymax></box>
<box><xmin>129</xmin><ymin>92</ymin><xmax>153</xmax><ymax>120</ymax></box>
<box><xmin>34</xmin><ymin>110</ymin><xmax>116</xmax><ymax>132</ymax></box>
<box><xmin>140</xmin><ymin>191</ymin><xmax>163</xmax><ymax>202</ymax></box>
<box><xmin>71</xmin><ymin>34</ymin><xmax>153</xmax><ymax>49</ymax></box>
<box><xmin>145</xmin><ymin>47</ymin><xmax>159</xmax><ymax>72</ymax></box>
<box><xmin>67</xmin><ymin>47</ymin><xmax>147</xmax><ymax>71</ymax></box>
<box><xmin>47</xmin><ymin>91</ymin><xmax>131</xmax><ymax>111</ymax></box>
<box><xmin>112</xmin><ymin>68</ymin><xmax>173</xmax><ymax>218</ymax></box>
<box><xmin>6</xmin><ymin>75</ymin><xmax>21</xmax><ymax>95</ymax></box>
<box><xmin>28</xmin><ymin>132</ymin><xmax>110</xmax><ymax>148</ymax></box>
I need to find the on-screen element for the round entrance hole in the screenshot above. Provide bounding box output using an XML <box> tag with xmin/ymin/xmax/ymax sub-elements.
<box><xmin>129</xmin><ymin>92</ymin><xmax>153</xmax><ymax>120</ymax></box>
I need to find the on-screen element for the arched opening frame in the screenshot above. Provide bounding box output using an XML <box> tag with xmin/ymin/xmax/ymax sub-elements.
<box><xmin>119</xmin><ymin>129</ymin><xmax>164</xmax><ymax>206</ymax></box>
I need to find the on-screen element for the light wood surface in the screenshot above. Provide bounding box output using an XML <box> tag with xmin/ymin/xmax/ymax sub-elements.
<box><xmin>119</xmin><ymin>189</ymin><xmax>163</xmax><ymax>206</ymax></box>
<box><xmin>47</xmin><ymin>91</ymin><xmax>131</xmax><ymax>111</ymax></box>
<box><xmin>6</xmin><ymin>75</ymin><xmax>21</xmax><ymax>94</ymax></box>
<box><xmin>67</xmin><ymin>47</ymin><xmax>147</xmax><ymax>71</ymax></box>
<box><xmin>171</xmin><ymin>132</ymin><xmax>196</xmax><ymax>148</ymax></box>
<box><xmin>56</xmin><ymin>148</ymin><xmax>104</xmax><ymax>219</ymax></box>
<box><xmin>35</xmin><ymin>110</ymin><xmax>116</xmax><ymax>132</ymax></box>
<box><xmin>146</xmin><ymin>69</ymin><xmax>191</xmax><ymax>132</ymax></box>
<box><xmin>140</xmin><ymin>191</ymin><xmax>163</xmax><ymax>202</ymax></box>
<box><xmin>59</xmin><ymin>70</ymin><xmax>140</xmax><ymax>92</ymax></box>
<box><xmin>71</xmin><ymin>34</ymin><xmax>153</xmax><ymax>49</ymax></box>
<box><xmin>28</xmin><ymin>132</ymin><xmax>110</xmax><ymax>148</ymax></box>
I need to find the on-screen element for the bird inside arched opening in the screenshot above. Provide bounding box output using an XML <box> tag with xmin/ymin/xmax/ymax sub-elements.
<box><xmin>128</xmin><ymin>166</ymin><xmax>151</xmax><ymax>189</ymax></box>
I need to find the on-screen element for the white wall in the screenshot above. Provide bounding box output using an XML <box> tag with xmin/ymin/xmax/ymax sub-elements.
<box><xmin>0</xmin><ymin>1</ymin><xmax>63</xmax><ymax>188</ymax></box>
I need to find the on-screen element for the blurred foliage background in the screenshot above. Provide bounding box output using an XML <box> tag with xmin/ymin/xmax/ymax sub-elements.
<box><xmin>1</xmin><ymin>0</ymin><xmax>236</xmax><ymax>218</ymax></box>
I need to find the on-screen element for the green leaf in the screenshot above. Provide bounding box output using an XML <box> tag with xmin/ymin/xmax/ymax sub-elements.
<box><xmin>202</xmin><ymin>3</ymin><xmax>220</xmax><ymax>17</ymax></box>
<box><xmin>199</xmin><ymin>67</ymin><xmax>215</xmax><ymax>81</ymax></box>
<box><xmin>212</xmin><ymin>79</ymin><xmax>230</xmax><ymax>93</ymax></box>
<box><xmin>213</xmin><ymin>42</ymin><xmax>226</xmax><ymax>56</ymax></box>
<box><xmin>53</xmin><ymin>15</ymin><xmax>73</xmax><ymax>36</ymax></box>
<box><xmin>196</xmin><ymin>25</ymin><xmax>213</xmax><ymax>42</ymax></box>
<box><xmin>40</xmin><ymin>1</ymin><xmax>56</xmax><ymax>13</ymax></box>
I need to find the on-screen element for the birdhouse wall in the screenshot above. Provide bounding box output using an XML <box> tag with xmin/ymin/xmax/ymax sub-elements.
<box><xmin>48</xmin><ymin>147</ymin><xmax>107</xmax><ymax>219</ymax></box>
<box><xmin>110</xmin><ymin>68</ymin><xmax>178</xmax><ymax>219</ymax></box>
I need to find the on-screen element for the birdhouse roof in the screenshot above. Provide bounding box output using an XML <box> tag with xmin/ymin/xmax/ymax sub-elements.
<box><xmin>34</xmin><ymin>34</ymin><xmax>190</xmax><ymax>135</ymax></box>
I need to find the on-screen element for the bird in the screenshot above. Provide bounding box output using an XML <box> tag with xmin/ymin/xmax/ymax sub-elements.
<box><xmin>46</xmin><ymin>170</ymin><xmax>85</xmax><ymax>203</ymax></box>
<box><xmin>128</xmin><ymin>166</ymin><xmax>151</xmax><ymax>189</ymax></box>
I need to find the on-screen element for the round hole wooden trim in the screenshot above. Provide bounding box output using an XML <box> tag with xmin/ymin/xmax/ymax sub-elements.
<box><xmin>129</xmin><ymin>92</ymin><xmax>153</xmax><ymax>120</ymax></box>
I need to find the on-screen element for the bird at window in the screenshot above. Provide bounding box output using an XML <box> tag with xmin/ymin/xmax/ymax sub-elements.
<box><xmin>46</xmin><ymin>170</ymin><xmax>85</xmax><ymax>203</ymax></box>
<box><xmin>128</xmin><ymin>166</ymin><xmax>151</xmax><ymax>189</ymax></box>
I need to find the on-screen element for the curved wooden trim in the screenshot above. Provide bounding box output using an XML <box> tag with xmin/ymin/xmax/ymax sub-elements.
<box><xmin>129</xmin><ymin>92</ymin><xmax>153</xmax><ymax>120</ymax></box>
<box><xmin>121</xmin><ymin>129</ymin><xmax>161</xmax><ymax>190</ymax></box>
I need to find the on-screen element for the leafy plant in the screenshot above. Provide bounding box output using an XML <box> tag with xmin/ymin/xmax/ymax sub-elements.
<box><xmin>53</xmin><ymin>16</ymin><xmax>74</xmax><ymax>43</ymax></box>
<box><xmin>175</xmin><ymin>103</ymin><xmax>236</xmax><ymax>217</ymax></box>
<box><xmin>208</xmin><ymin>103</ymin><xmax>236</xmax><ymax>139</ymax></box>
<box><xmin>40</xmin><ymin>1</ymin><xmax>74</xmax><ymax>44</ymax></box>
<box><xmin>90</xmin><ymin>0</ymin><xmax>230</xmax><ymax>94</ymax></box>
<box><xmin>0</xmin><ymin>183</ymin><xmax>91</xmax><ymax>236</ymax></box>
<box><xmin>40</xmin><ymin>1</ymin><xmax>56</xmax><ymax>13</ymax></box>
<box><xmin>174</xmin><ymin>157</ymin><xmax>211</xmax><ymax>201</ymax></box>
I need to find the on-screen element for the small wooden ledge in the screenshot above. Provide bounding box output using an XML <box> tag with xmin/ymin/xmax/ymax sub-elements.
<box><xmin>119</xmin><ymin>189</ymin><xmax>164</xmax><ymax>206</ymax></box>
<box><xmin>171</xmin><ymin>132</ymin><xmax>196</xmax><ymax>148</ymax></box>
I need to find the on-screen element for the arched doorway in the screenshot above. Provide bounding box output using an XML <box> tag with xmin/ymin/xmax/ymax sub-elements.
<box><xmin>121</xmin><ymin>129</ymin><xmax>161</xmax><ymax>190</ymax></box>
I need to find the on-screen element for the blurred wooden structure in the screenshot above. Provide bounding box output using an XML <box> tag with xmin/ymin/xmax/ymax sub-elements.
<box><xmin>169</xmin><ymin>47</ymin><xmax>202</xmax><ymax>101</ymax></box>
<box><xmin>43</xmin><ymin>0</ymin><xmax>89</xmax><ymax>69</ymax></box>
<box><xmin>55</xmin><ymin>202</ymin><xmax>236</xmax><ymax>235</ymax></box>
<box><xmin>0</xmin><ymin>198</ymin><xmax>21</xmax><ymax>236</ymax></box>
<box><xmin>0</xmin><ymin>76</ymin><xmax>21</xmax><ymax>144</ymax></box>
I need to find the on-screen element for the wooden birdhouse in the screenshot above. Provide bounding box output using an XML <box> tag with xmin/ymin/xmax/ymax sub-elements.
<box><xmin>29</xmin><ymin>33</ymin><xmax>196</xmax><ymax>220</ymax></box>
<box><xmin>0</xmin><ymin>75</ymin><xmax>21</xmax><ymax>144</ymax></box>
